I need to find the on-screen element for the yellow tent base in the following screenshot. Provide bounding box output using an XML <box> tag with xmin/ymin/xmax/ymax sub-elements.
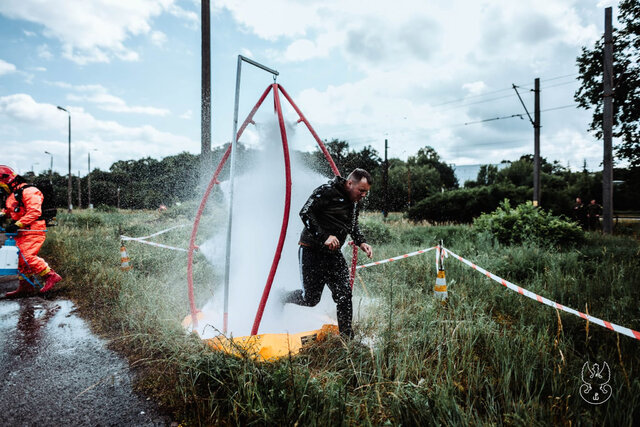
<box><xmin>206</xmin><ymin>324</ymin><xmax>339</xmax><ymax>360</ymax></box>
<box><xmin>182</xmin><ymin>312</ymin><xmax>339</xmax><ymax>360</ymax></box>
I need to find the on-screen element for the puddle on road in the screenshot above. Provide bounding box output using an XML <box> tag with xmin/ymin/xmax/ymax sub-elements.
<box><xmin>0</xmin><ymin>297</ymin><xmax>97</xmax><ymax>353</ymax></box>
<box><xmin>0</xmin><ymin>295</ymin><xmax>171</xmax><ymax>425</ymax></box>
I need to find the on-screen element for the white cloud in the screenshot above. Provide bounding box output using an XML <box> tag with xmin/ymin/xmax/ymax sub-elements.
<box><xmin>214</xmin><ymin>0</ymin><xmax>604</xmax><ymax>167</ymax></box>
<box><xmin>0</xmin><ymin>93</ymin><xmax>195</xmax><ymax>171</ymax></box>
<box><xmin>150</xmin><ymin>30</ymin><xmax>167</xmax><ymax>47</ymax></box>
<box><xmin>212</xmin><ymin>0</ymin><xmax>324</xmax><ymax>40</ymax></box>
<box><xmin>23</xmin><ymin>30</ymin><xmax>36</xmax><ymax>37</ymax></box>
<box><xmin>0</xmin><ymin>0</ymin><xmax>176</xmax><ymax>64</ymax></box>
<box><xmin>0</xmin><ymin>59</ymin><xmax>17</xmax><ymax>75</ymax></box>
<box><xmin>0</xmin><ymin>94</ymin><xmax>66</xmax><ymax>127</ymax></box>
<box><xmin>179</xmin><ymin>109</ymin><xmax>192</xmax><ymax>119</ymax></box>
<box><xmin>462</xmin><ymin>82</ymin><xmax>488</xmax><ymax>95</ymax></box>
<box><xmin>53</xmin><ymin>82</ymin><xmax>170</xmax><ymax>116</ymax></box>
<box><xmin>168</xmin><ymin>3</ymin><xmax>199</xmax><ymax>28</ymax></box>
<box><xmin>37</xmin><ymin>44</ymin><xmax>53</xmax><ymax>60</ymax></box>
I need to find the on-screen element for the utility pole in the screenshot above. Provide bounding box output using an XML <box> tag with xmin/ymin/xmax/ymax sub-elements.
<box><xmin>407</xmin><ymin>165</ymin><xmax>411</xmax><ymax>208</ymax></box>
<box><xmin>383</xmin><ymin>139</ymin><xmax>388</xmax><ymax>218</ymax></box>
<box><xmin>117</xmin><ymin>187</ymin><xmax>121</xmax><ymax>210</ymax></box>
<box><xmin>512</xmin><ymin>81</ymin><xmax>541</xmax><ymax>206</ymax></box>
<box><xmin>88</xmin><ymin>152</ymin><xmax>91</xmax><ymax>209</ymax></box>
<box><xmin>602</xmin><ymin>6</ymin><xmax>614</xmax><ymax>234</ymax></box>
<box><xmin>87</xmin><ymin>149</ymin><xmax>97</xmax><ymax>209</ymax></box>
<box><xmin>77</xmin><ymin>170</ymin><xmax>82</xmax><ymax>209</ymax></box>
<box><xmin>533</xmin><ymin>77</ymin><xmax>540</xmax><ymax>206</ymax></box>
<box><xmin>201</xmin><ymin>0</ymin><xmax>211</xmax><ymax>175</ymax></box>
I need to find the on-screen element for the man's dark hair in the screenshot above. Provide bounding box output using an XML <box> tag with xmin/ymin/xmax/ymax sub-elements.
<box><xmin>347</xmin><ymin>168</ymin><xmax>372</xmax><ymax>185</ymax></box>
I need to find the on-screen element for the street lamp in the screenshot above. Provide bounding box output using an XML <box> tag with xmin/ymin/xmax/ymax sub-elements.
<box><xmin>88</xmin><ymin>149</ymin><xmax>98</xmax><ymax>209</ymax></box>
<box><xmin>57</xmin><ymin>106</ymin><xmax>72</xmax><ymax>213</ymax></box>
<box><xmin>44</xmin><ymin>151</ymin><xmax>53</xmax><ymax>183</ymax></box>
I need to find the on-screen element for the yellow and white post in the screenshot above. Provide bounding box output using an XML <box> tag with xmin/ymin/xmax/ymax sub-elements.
<box><xmin>434</xmin><ymin>242</ymin><xmax>448</xmax><ymax>300</ymax></box>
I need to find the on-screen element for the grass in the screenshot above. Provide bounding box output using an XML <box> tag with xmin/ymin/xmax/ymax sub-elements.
<box><xmin>39</xmin><ymin>208</ymin><xmax>640</xmax><ymax>425</ymax></box>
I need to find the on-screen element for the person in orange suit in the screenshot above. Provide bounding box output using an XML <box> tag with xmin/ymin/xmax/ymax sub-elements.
<box><xmin>0</xmin><ymin>165</ymin><xmax>61</xmax><ymax>297</ymax></box>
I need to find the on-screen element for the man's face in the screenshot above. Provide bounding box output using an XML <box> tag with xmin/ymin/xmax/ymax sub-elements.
<box><xmin>346</xmin><ymin>178</ymin><xmax>370</xmax><ymax>202</ymax></box>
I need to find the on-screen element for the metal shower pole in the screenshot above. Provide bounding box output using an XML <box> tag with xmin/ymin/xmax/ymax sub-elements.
<box><xmin>223</xmin><ymin>55</ymin><xmax>278</xmax><ymax>334</ymax></box>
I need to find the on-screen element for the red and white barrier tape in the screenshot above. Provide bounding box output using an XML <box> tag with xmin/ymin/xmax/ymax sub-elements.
<box><xmin>120</xmin><ymin>224</ymin><xmax>189</xmax><ymax>252</ymax></box>
<box><xmin>355</xmin><ymin>246</ymin><xmax>436</xmax><ymax>270</ymax></box>
<box><xmin>122</xmin><ymin>239</ymin><xmax>188</xmax><ymax>252</ymax></box>
<box><xmin>443</xmin><ymin>247</ymin><xmax>640</xmax><ymax>341</ymax></box>
<box><xmin>120</xmin><ymin>224</ymin><xmax>188</xmax><ymax>242</ymax></box>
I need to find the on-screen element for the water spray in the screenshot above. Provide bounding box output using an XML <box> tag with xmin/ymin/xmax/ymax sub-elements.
<box><xmin>186</xmin><ymin>55</ymin><xmax>359</xmax><ymax>338</ymax></box>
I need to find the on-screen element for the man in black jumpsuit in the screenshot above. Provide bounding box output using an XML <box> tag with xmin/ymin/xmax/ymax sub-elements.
<box><xmin>283</xmin><ymin>168</ymin><xmax>373</xmax><ymax>338</ymax></box>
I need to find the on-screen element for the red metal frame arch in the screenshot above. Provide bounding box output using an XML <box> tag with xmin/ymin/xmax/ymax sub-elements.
<box><xmin>186</xmin><ymin>83</ymin><xmax>359</xmax><ymax>335</ymax></box>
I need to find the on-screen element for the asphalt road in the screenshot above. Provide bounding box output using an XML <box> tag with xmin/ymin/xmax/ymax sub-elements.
<box><xmin>0</xmin><ymin>277</ymin><xmax>172</xmax><ymax>426</ymax></box>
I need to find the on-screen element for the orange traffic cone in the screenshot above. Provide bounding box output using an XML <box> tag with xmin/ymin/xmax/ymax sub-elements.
<box><xmin>434</xmin><ymin>269</ymin><xmax>448</xmax><ymax>301</ymax></box>
<box><xmin>120</xmin><ymin>244</ymin><xmax>132</xmax><ymax>271</ymax></box>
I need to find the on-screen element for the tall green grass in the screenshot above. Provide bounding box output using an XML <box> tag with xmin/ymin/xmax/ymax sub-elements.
<box><xmin>40</xmin><ymin>209</ymin><xmax>640</xmax><ymax>425</ymax></box>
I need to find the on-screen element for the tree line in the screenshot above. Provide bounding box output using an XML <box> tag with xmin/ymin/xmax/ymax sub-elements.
<box><xmin>16</xmin><ymin>139</ymin><xmax>640</xmax><ymax>224</ymax></box>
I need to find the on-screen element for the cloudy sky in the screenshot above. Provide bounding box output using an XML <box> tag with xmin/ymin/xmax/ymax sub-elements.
<box><xmin>0</xmin><ymin>0</ymin><xmax>619</xmax><ymax>177</ymax></box>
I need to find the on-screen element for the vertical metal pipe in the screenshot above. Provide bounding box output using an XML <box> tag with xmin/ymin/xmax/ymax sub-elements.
<box><xmin>222</xmin><ymin>55</ymin><xmax>243</xmax><ymax>334</ymax></box>
<box><xmin>602</xmin><ymin>7</ymin><xmax>614</xmax><ymax>234</ymax></box>
<box><xmin>186</xmin><ymin>85</ymin><xmax>272</xmax><ymax>332</ymax></box>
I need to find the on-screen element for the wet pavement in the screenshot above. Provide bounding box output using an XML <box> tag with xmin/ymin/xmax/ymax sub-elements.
<box><xmin>0</xmin><ymin>277</ymin><xmax>172</xmax><ymax>426</ymax></box>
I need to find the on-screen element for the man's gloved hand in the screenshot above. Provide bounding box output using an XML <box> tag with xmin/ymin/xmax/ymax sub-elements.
<box><xmin>4</xmin><ymin>220</ymin><xmax>19</xmax><ymax>233</ymax></box>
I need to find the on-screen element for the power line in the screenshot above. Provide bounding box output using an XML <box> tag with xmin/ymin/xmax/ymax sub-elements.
<box><xmin>323</xmin><ymin>103</ymin><xmax>580</xmax><ymax>144</ymax></box>
<box><xmin>431</xmin><ymin>73</ymin><xmax>579</xmax><ymax>107</ymax></box>
<box><xmin>540</xmin><ymin>73</ymin><xmax>578</xmax><ymax>82</ymax></box>
<box><xmin>462</xmin><ymin>104</ymin><xmax>578</xmax><ymax>126</ymax></box>
<box><xmin>431</xmin><ymin>87</ymin><xmax>516</xmax><ymax>107</ymax></box>
<box><xmin>437</xmin><ymin>92</ymin><xmax>528</xmax><ymax>112</ymax></box>
<box><xmin>541</xmin><ymin>80</ymin><xmax>579</xmax><ymax>90</ymax></box>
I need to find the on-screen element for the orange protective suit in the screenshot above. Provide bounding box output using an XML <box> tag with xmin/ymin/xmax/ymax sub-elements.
<box><xmin>3</xmin><ymin>183</ymin><xmax>50</xmax><ymax>276</ymax></box>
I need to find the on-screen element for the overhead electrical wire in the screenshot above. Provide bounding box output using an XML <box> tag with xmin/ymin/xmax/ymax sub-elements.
<box><xmin>431</xmin><ymin>73</ymin><xmax>579</xmax><ymax>108</ymax></box>
<box><xmin>462</xmin><ymin>104</ymin><xmax>578</xmax><ymax>126</ymax></box>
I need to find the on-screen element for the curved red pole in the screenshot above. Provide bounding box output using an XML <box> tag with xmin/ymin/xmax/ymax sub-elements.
<box><xmin>251</xmin><ymin>83</ymin><xmax>292</xmax><ymax>335</ymax></box>
<box><xmin>350</xmin><ymin>244</ymin><xmax>358</xmax><ymax>290</ymax></box>
<box><xmin>187</xmin><ymin>84</ymin><xmax>273</xmax><ymax>330</ymax></box>
<box><xmin>279</xmin><ymin>84</ymin><xmax>360</xmax><ymax>295</ymax></box>
<box><xmin>277</xmin><ymin>85</ymin><xmax>341</xmax><ymax>177</ymax></box>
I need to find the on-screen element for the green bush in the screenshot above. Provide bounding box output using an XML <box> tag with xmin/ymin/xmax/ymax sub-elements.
<box><xmin>408</xmin><ymin>184</ymin><xmax>531</xmax><ymax>223</ymax></box>
<box><xmin>359</xmin><ymin>217</ymin><xmax>392</xmax><ymax>243</ymax></box>
<box><xmin>473</xmin><ymin>200</ymin><xmax>584</xmax><ymax>246</ymax></box>
<box><xmin>76</xmin><ymin>213</ymin><xmax>104</xmax><ymax>228</ymax></box>
<box><xmin>96</xmin><ymin>204</ymin><xmax>117</xmax><ymax>213</ymax></box>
